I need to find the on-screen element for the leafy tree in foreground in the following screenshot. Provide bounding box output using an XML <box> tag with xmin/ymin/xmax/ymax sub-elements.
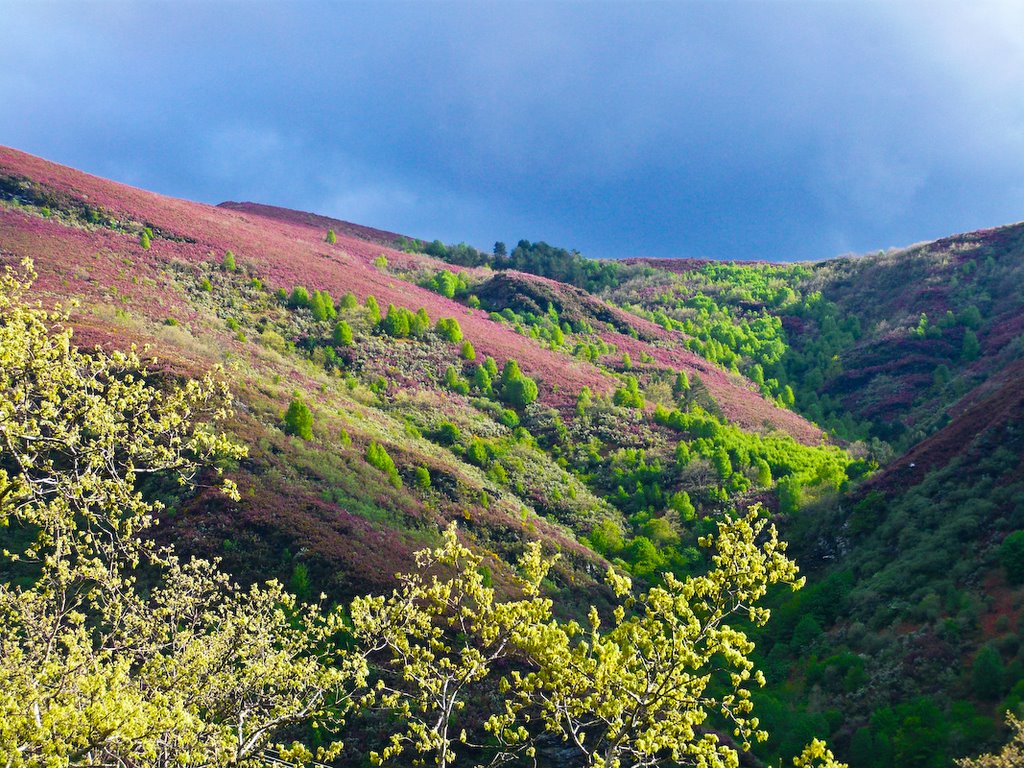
<box><xmin>355</xmin><ymin>507</ymin><xmax>840</xmax><ymax>768</ymax></box>
<box><xmin>350</xmin><ymin>526</ymin><xmax>554</xmax><ymax>768</ymax></box>
<box><xmin>507</xmin><ymin>507</ymin><xmax>807</xmax><ymax>768</ymax></box>
<box><xmin>0</xmin><ymin>260</ymin><xmax>364</xmax><ymax>767</ymax></box>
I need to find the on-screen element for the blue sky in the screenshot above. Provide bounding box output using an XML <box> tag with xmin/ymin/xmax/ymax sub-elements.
<box><xmin>3</xmin><ymin>1</ymin><xmax>1023</xmax><ymax>261</ymax></box>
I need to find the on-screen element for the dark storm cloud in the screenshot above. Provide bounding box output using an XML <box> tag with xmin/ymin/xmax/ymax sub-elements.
<box><xmin>2</xmin><ymin>1</ymin><xmax>1023</xmax><ymax>261</ymax></box>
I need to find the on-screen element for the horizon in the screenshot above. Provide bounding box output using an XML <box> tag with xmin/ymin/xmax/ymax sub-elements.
<box><xmin>3</xmin><ymin>1</ymin><xmax>1023</xmax><ymax>262</ymax></box>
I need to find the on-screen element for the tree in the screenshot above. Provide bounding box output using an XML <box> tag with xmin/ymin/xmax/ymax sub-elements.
<box><xmin>350</xmin><ymin>524</ymin><xmax>554</xmax><ymax>768</ymax></box>
<box><xmin>411</xmin><ymin>307</ymin><xmax>431</xmax><ymax>337</ymax></box>
<box><xmin>1000</xmin><ymin>531</ymin><xmax>1024</xmax><ymax>585</ymax></box>
<box><xmin>381</xmin><ymin>304</ymin><xmax>411</xmax><ymax>338</ymax></box>
<box><xmin>435</xmin><ymin>317</ymin><xmax>463</xmax><ymax>343</ymax></box>
<box><xmin>366</xmin><ymin>441</ymin><xmax>401</xmax><ymax>488</ymax></box>
<box><xmin>504</xmin><ymin>376</ymin><xmax>538</xmax><ymax>408</ymax></box>
<box><xmin>326</xmin><ymin>228</ymin><xmax>337</xmax><ymax>244</ymax></box>
<box><xmin>962</xmin><ymin>329</ymin><xmax>981</xmax><ymax>361</ymax></box>
<box><xmin>140</xmin><ymin>229</ymin><xmax>152</xmax><ymax>249</ymax></box>
<box><xmin>0</xmin><ymin>260</ymin><xmax>363</xmax><ymax>766</ymax></box>
<box><xmin>333</xmin><ymin>320</ymin><xmax>354</xmax><ymax>347</ymax></box>
<box><xmin>505</xmin><ymin>507</ymin><xmax>808</xmax><ymax>768</ymax></box>
<box><xmin>309</xmin><ymin>289</ymin><xmax>328</xmax><ymax>321</ymax></box>
<box><xmin>460</xmin><ymin>340</ymin><xmax>476</xmax><ymax>360</ymax></box>
<box><xmin>222</xmin><ymin>249</ymin><xmax>236</xmax><ymax>271</ymax></box>
<box><xmin>289</xmin><ymin>285</ymin><xmax>311</xmax><ymax>309</ymax></box>
<box><xmin>283</xmin><ymin>395</ymin><xmax>314</xmax><ymax>440</ymax></box>
<box><xmin>493</xmin><ymin>241</ymin><xmax>507</xmax><ymax>257</ymax></box>
<box><xmin>472</xmin><ymin>364</ymin><xmax>493</xmax><ymax>395</ymax></box>
<box><xmin>365</xmin><ymin>294</ymin><xmax>381</xmax><ymax>324</ymax></box>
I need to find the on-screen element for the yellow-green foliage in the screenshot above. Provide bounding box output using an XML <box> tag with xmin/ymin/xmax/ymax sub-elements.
<box><xmin>0</xmin><ymin>261</ymin><xmax>364</xmax><ymax>767</ymax></box>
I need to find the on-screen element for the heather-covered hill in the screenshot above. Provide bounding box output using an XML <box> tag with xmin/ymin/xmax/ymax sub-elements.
<box><xmin>0</xmin><ymin>145</ymin><xmax>838</xmax><ymax>608</ymax></box>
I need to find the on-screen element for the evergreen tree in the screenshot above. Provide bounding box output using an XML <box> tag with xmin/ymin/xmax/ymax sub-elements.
<box><xmin>326</xmin><ymin>228</ymin><xmax>337</xmax><ymax>244</ymax></box>
<box><xmin>333</xmin><ymin>320</ymin><xmax>354</xmax><ymax>347</ymax></box>
<box><xmin>283</xmin><ymin>396</ymin><xmax>314</xmax><ymax>440</ymax></box>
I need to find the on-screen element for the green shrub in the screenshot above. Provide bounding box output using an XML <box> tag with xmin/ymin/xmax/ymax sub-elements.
<box><xmin>613</xmin><ymin>377</ymin><xmax>645</xmax><ymax>409</ymax></box>
<box><xmin>435</xmin><ymin>317</ymin><xmax>463</xmax><ymax>343</ymax></box>
<box><xmin>437</xmin><ymin>422</ymin><xmax>461</xmax><ymax>445</ymax></box>
<box><xmin>333</xmin><ymin>320</ymin><xmax>354</xmax><ymax>347</ymax></box>
<box><xmin>325</xmin><ymin>229</ymin><xmax>337</xmax><ymax>244</ymax></box>
<box><xmin>460</xmin><ymin>341</ymin><xmax>476</xmax><ymax>360</ymax></box>
<box><xmin>339</xmin><ymin>291</ymin><xmax>358</xmax><ymax>309</ymax></box>
<box><xmin>365</xmin><ymin>295</ymin><xmax>381</xmax><ymax>324</ymax></box>
<box><xmin>200</xmin><ymin>277</ymin><xmax>212</xmax><ymax>292</ymax></box>
<box><xmin>222</xmin><ymin>250</ymin><xmax>236</xmax><ymax>271</ymax></box>
<box><xmin>366</xmin><ymin>441</ymin><xmax>401</xmax><ymax>488</ymax></box>
<box><xmin>283</xmin><ymin>397</ymin><xmax>313</xmax><ymax>440</ymax></box>
<box><xmin>381</xmin><ymin>304</ymin><xmax>411</xmax><ymax>338</ymax></box>
<box><xmin>288</xmin><ymin>286</ymin><xmax>310</xmax><ymax>309</ymax></box>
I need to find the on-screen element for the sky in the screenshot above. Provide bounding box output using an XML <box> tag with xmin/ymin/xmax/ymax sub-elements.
<box><xmin>2</xmin><ymin>1</ymin><xmax>1024</xmax><ymax>262</ymax></box>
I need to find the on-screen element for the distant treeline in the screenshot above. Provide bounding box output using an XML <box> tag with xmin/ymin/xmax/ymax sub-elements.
<box><xmin>397</xmin><ymin>236</ymin><xmax>628</xmax><ymax>293</ymax></box>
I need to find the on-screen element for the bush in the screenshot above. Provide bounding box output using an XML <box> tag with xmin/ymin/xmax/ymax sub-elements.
<box><xmin>366</xmin><ymin>441</ymin><xmax>401</xmax><ymax>488</ymax></box>
<box><xmin>283</xmin><ymin>397</ymin><xmax>313</xmax><ymax>440</ymax></box>
<box><xmin>381</xmin><ymin>304</ymin><xmax>411</xmax><ymax>338</ymax></box>
<box><xmin>325</xmin><ymin>229</ymin><xmax>337</xmax><ymax>244</ymax></box>
<box><xmin>289</xmin><ymin>286</ymin><xmax>311</xmax><ymax>309</ymax></box>
<box><xmin>436</xmin><ymin>317</ymin><xmax>463</xmax><ymax>343</ymax></box>
<box><xmin>414</xmin><ymin>466</ymin><xmax>431</xmax><ymax>490</ymax></box>
<box><xmin>222</xmin><ymin>250</ymin><xmax>236</xmax><ymax>271</ymax></box>
<box><xmin>460</xmin><ymin>341</ymin><xmax>476</xmax><ymax>360</ymax></box>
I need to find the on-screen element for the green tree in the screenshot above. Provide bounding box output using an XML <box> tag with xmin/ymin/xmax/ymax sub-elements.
<box><xmin>411</xmin><ymin>307</ymin><xmax>431</xmax><ymax>337</ymax></box>
<box><xmin>222</xmin><ymin>249</ymin><xmax>236</xmax><ymax>271</ymax></box>
<box><xmin>957</xmin><ymin>713</ymin><xmax>1024</xmax><ymax>767</ymax></box>
<box><xmin>289</xmin><ymin>285</ymin><xmax>311</xmax><ymax>309</ymax></box>
<box><xmin>972</xmin><ymin>645</ymin><xmax>1006</xmax><ymax>700</ymax></box>
<box><xmin>310</xmin><ymin>290</ymin><xmax>328</xmax><ymax>321</ymax></box>
<box><xmin>435</xmin><ymin>317</ymin><xmax>463</xmax><ymax>343</ymax></box>
<box><xmin>333</xmin><ymin>320</ymin><xmax>354</xmax><ymax>347</ymax></box>
<box><xmin>381</xmin><ymin>304</ymin><xmax>411</xmax><ymax>337</ymax></box>
<box><xmin>460</xmin><ymin>340</ymin><xmax>476</xmax><ymax>360</ymax></box>
<box><xmin>365</xmin><ymin>294</ymin><xmax>381</xmax><ymax>324</ymax></box>
<box><xmin>283</xmin><ymin>396</ymin><xmax>314</xmax><ymax>440</ymax></box>
<box><xmin>1000</xmin><ymin>531</ymin><xmax>1024</xmax><ymax>585</ymax></box>
<box><xmin>350</xmin><ymin>525</ymin><xmax>553</xmax><ymax>768</ymax></box>
<box><xmin>326</xmin><ymin>228</ymin><xmax>337</xmax><ymax>244</ymax></box>
<box><xmin>962</xmin><ymin>329</ymin><xmax>981</xmax><ymax>361</ymax></box>
<box><xmin>503</xmin><ymin>376</ymin><xmax>538</xmax><ymax>408</ymax></box>
<box><xmin>366</xmin><ymin>441</ymin><xmax>401</xmax><ymax>488</ymax></box>
<box><xmin>140</xmin><ymin>229</ymin><xmax>151</xmax><ymax>249</ymax></box>
<box><xmin>472</xmin><ymin>364</ymin><xmax>493</xmax><ymax>395</ymax></box>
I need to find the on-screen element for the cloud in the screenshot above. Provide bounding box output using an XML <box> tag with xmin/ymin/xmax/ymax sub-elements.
<box><xmin>3</xmin><ymin>1</ymin><xmax>1024</xmax><ymax>260</ymax></box>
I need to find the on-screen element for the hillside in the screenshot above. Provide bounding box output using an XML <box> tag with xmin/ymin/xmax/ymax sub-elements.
<box><xmin>2</xmin><ymin>144</ymin><xmax>1024</xmax><ymax>767</ymax></box>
